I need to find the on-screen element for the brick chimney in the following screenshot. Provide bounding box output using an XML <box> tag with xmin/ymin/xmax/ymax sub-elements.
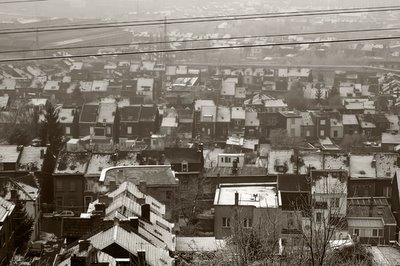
<box><xmin>235</xmin><ymin>191</ymin><xmax>239</xmax><ymax>206</ymax></box>
<box><xmin>369</xmin><ymin>197</ymin><xmax>374</xmax><ymax>217</ymax></box>
<box><xmin>129</xmin><ymin>217</ymin><xmax>139</xmax><ymax>231</ymax></box>
<box><xmin>109</xmin><ymin>181</ymin><xmax>117</xmax><ymax>192</ymax></box>
<box><xmin>141</xmin><ymin>204</ymin><xmax>150</xmax><ymax>221</ymax></box>
<box><xmin>78</xmin><ymin>240</ymin><xmax>90</xmax><ymax>252</ymax></box>
<box><xmin>98</xmin><ymin>195</ymin><xmax>110</xmax><ymax>207</ymax></box>
<box><xmin>10</xmin><ymin>189</ymin><xmax>18</xmax><ymax>202</ymax></box>
<box><xmin>137</xmin><ymin>250</ymin><xmax>146</xmax><ymax>266</ymax></box>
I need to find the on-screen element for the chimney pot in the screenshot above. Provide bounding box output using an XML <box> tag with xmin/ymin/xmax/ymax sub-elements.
<box><xmin>137</xmin><ymin>250</ymin><xmax>146</xmax><ymax>266</ymax></box>
<box><xmin>78</xmin><ymin>240</ymin><xmax>90</xmax><ymax>252</ymax></box>
<box><xmin>234</xmin><ymin>191</ymin><xmax>239</xmax><ymax>206</ymax></box>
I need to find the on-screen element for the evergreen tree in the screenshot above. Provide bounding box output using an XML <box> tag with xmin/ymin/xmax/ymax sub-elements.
<box><xmin>113</xmin><ymin>106</ymin><xmax>120</xmax><ymax>144</ymax></box>
<box><xmin>315</xmin><ymin>83</ymin><xmax>323</xmax><ymax>104</ymax></box>
<box><xmin>13</xmin><ymin>198</ymin><xmax>33</xmax><ymax>254</ymax></box>
<box><xmin>40</xmin><ymin>103</ymin><xmax>63</xmax><ymax>155</ymax></box>
<box><xmin>7</xmin><ymin>126</ymin><xmax>31</xmax><ymax>146</ymax></box>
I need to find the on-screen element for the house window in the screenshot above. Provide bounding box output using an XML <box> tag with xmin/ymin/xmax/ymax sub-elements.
<box><xmin>330</xmin><ymin>198</ymin><xmax>340</xmax><ymax>208</ymax></box>
<box><xmin>225</xmin><ymin>157</ymin><xmax>231</xmax><ymax>163</ymax></box>
<box><xmin>243</xmin><ymin>218</ymin><xmax>252</xmax><ymax>228</ymax></box>
<box><xmin>69</xmin><ymin>181</ymin><xmax>76</xmax><ymax>192</ymax></box>
<box><xmin>56</xmin><ymin>179</ymin><xmax>63</xmax><ymax>191</ymax></box>
<box><xmin>84</xmin><ymin>196</ymin><xmax>93</xmax><ymax>209</ymax></box>
<box><xmin>290</xmin><ymin>128</ymin><xmax>295</xmax><ymax>136</ymax></box>
<box><xmin>66</xmin><ymin>126</ymin><xmax>71</xmax><ymax>135</ymax></box>
<box><xmin>291</xmin><ymin>118</ymin><xmax>296</xmax><ymax>125</ymax></box>
<box><xmin>56</xmin><ymin>197</ymin><xmax>63</xmax><ymax>208</ymax></box>
<box><xmin>354</xmin><ymin>229</ymin><xmax>359</xmax><ymax>236</ymax></box>
<box><xmin>222</xmin><ymin>217</ymin><xmax>231</xmax><ymax>227</ymax></box>
<box><xmin>127</xmin><ymin>126</ymin><xmax>132</xmax><ymax>134</ymax></box>
<box><xmin>320</xmin><ymin>120</ymin><xmax>326</xmax><ymax>125</ymax></box>
<box><xmin>69</xmin><ymin>198</ymin><xmax>76</xmax><ymax>207</ymax></box>
<box><xmin>90</xmin><ymin>127</ymin><xmax>94</xmax><ymax>135</ymax></box>
<box><xmin>306</xmin><ymin>130</ymin><xmax>310</xmax><ymax>137</ymax></box>
<box><xmin>333</xmin><ymin>130</ymin><xmax>338</xmax><ymax>138</ymax></box>
<box><xmin>316</xmin><ymin>212</ymin><xmax>322</xmax><ymax>223</ymax></box>
<box><xmin>182</xmin><ymin>162</ymin><xmax>188</xmax><ymax>172</ymax></box>
<box><xmin>181</xmin><ymin>179</ymin><xmax>189</xmax><ymax>190</ymax></box>
<box><xmin>383</xmin><ymin>186</ymin><xmax>392</xmax><ymax>198</ymax></box>
<box><xmin>107</xmin><ymin>127</ymin><xmax>111</xmax><ymax>135</ymax></box>
<box><xmin>379</xmin><ymin>229</ymin><xmax>384</xmax><ymax>237</ymax></box>
<box><xmin>320</xmin><ymin>130</ymin><xmax>325</xmax><ymax>137</ymax></box>
<box><xmin>372</xmin><ymin>229</ymin><xmax>378</xmax><ymax>237</ymax></box>
<box><xmin>166</xmin><ymin>191</ymin><xmax>172</xmax><ymax>200</ymax></box>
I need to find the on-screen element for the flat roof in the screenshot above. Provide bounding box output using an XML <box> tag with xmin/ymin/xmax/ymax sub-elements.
<box><xmin>214</xmin><ymin>183</ymin><xmax>279</xmax><ymax>208</ymax></box>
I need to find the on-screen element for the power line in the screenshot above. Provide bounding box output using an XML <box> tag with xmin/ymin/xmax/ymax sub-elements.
<box><xmin>1</xmin><ymin>25</ymin><xmax>400</xmax><ymax>54</ymax></box>
<box><xmin>1</xmin><ymin>35</ymin><xmax>399</xmax><ymax>63</ymax></box>
<box><xmin>0</xmin><ymin>0</ymin><xmax>46</xmax><ymax>4</ymax></box>
<box><xmin>0</xmin><ymin>5</ymin><xmax>400</xmax><ymax>35</ymax></box>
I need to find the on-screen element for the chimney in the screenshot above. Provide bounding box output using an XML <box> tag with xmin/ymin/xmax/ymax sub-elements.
<box><xmin>10</xmin><ymin>189</ymin><xmax>18</xmax><ymax>202</ymax></box>
<box><xmin>117</xmin><ymin>169</ymin><xmax>124</xmax><ymax>180</ymax></box>
<box><xmin>137</xmin><ymin>197</ymin><xmax>146</xmax><ymax>205</ymax></box>
<box><xmin>141</xmin><ymin>204</ymin><xmax>150</xmax><ymax>221</ymax></box>
<box><xmin>78</xmin><ymin>240</ymin><xmax>90</xmax><ymax>252</ymax></box>
<box><xmin>129</xmin><ymin>217</ymin><xmax>139</xmax><ymax>231</ymax></box>
<box><xmin>40</xmin><ymin>149</ymin><xmax>45</xmax><ymax>159</ymax></box>
<box><xmin>98</xmin><ymin>195</ymin><xmax>110</xmax><ymax>206</ymax></box>
<box><xmin>234</xmin><ymin>191</ymin><xmax>239</xmax><ymax>206</ymax></box>
<box><xmin>232</xmin><ymin>159</ymin><xmax>238</xmax><ymax>175</ymax></box>
<box><xmin>369</xmin><ymin>197</ymin><xmax>374</xmax><ymax>217</ymax></box>
<box><xmin>137</xmin><ymin>250</ymin><xmax>146</xmax><ymax>266</ymax></box>
<box><xmin>70</xmin><ymin>254</ymin><xmax>86</xmax><ymax>266</ymax></box>
<box><xmin>371</xmin><ymin>159</ymin><xmax>376</xmax><ymax>168</ymax></box>
<box><xmin>139</xmin><ymin>181</ymin><xmax>147</xmax><ymax>194</ymax></box>
<box><xmin>109</xmin><ymin>181</ymin><xmax>117</xmax><ymax>192</ymax></box>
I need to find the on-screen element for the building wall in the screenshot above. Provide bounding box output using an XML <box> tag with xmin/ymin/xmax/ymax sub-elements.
<box><xmin>53</xmin><ymin>175</ymin><xmax>84</xmax><ymax>214</ymax></box>
<box><xmin>214</xmin><ymin>205</ymin><xmax>282</xmax><ymax>239</ymax></box>
<box><xmin>286</xmin><ymin>117</ymin><xmax>302</xmax><ymax>137</ymax></box>
<box><xmin>330</xmin><ymin>125</ymin><xmax>344</xmax><ymax>139</ymax></box>
<box><xmin>0</xmin><ymin>214</ymin><xmax>14</xmax><ymax>266</ymax></box>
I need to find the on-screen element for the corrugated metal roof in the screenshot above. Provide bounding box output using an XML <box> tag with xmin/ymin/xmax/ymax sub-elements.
<box><xmin>347</xmin><ymin>218</ymin><xmax>383</xmax><ymax>228</ymax></box>
<box><xmin>0</xmin><ymin>196</ymin><xmax>14</xmax><ymax>222</ymax></box>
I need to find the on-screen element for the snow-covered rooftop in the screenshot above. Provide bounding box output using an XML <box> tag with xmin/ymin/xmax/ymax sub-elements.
<box><xmin>214</xmin><ymin>183</ymin><xmax>279</xmax><ymax>208</ymax></box>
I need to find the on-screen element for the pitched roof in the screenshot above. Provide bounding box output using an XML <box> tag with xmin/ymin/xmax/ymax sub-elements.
<box><xmin>164</xmin><ymin>148</ymin><xmax>202</xmax><ymax>164</ymax></box>
<box><xmin>120</xmin><ymin>105</ymin><xmax>141</xmax><ymax>122</ymax></box>
<box><xmin>18</xmin><ymin>147</ymin><xmax>47</xmax><ymax>172</ymax></box>
<box><xmin>80</xmin><ymin>103</ymin><xmax>99</xmax><ymax>123</ymax></box>
<box><xmin>0</xmin><ymin>196</ymin><xmax>14</xmax><ymax>223</ymax></box>
<box><xmin>278</xmin><ymin>174</ymin><xmax>310</xmax><ymax>192</ymax></box>
<box><xmin>382</xmin><ymin>132</ymin><xmax>400</xmax><ymax>144</ymax></box>
<box><xmin>0</xmin><ymin>145</ymin><xmax>21</xmax><ymax>163</ymax></box>
<box><xmin>139</xmin><ymin>105</ymin><xmax>157</xmax><ymax>122</ymax></box>
<box><xmin>342</xmin><ymin>114</ymin><xmax>359</xmax><ymax>125</ymax></box>
<box><xmin>65</xmin><ymin>224</ymin><xmax>175</xmax><ymax>266</ymax></box>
